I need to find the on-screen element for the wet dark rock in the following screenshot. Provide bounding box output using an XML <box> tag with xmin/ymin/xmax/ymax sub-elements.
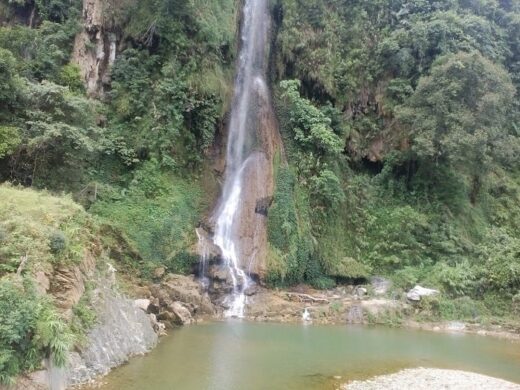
<box><xmin>255</xmin><ymin>196</ymin><xmax>273</xmax><ymax>216</ymax></box>
<box><xmin>244</xmin><ymin>284</ymin><xmax>260</xmax><ymax>296</ymax></box>
<box><xmin>195</xmin><ymin>227</ymin><xmax>222</xmax><ymax>261</ymax></box>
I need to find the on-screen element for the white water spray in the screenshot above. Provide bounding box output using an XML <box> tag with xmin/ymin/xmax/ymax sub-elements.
<box><xmin>302</xmin><ymin>308</ymin><xmax>311</xmax><ymax>322</ymax></box>
<box><xmin>211</xmin><ymin>0</ymin><xmax>271</xmax><ymax>318</ymax></box>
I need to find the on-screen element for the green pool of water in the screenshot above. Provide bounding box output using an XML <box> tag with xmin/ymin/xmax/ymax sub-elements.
<box><xmin>86</xmin><ymin>321</ymin><xmax>520</xmax><ymax>390</ymax></box>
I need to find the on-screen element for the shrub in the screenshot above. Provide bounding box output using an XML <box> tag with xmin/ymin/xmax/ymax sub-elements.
<box><xmin>328</xmin><ymin>257</ymin><xmax>372</xmax><ymax>280</ymax></box>
<box><xmin>430</xmin><ymin>261</ymin><xmax>476</xmax><ymax>297</ymax></box>
<box><xmin>310</xmin><ymin>276</ymin><xmax>336</xmax><ymax>290</ymax></box>
<box><xmin>49</xmin><ymin>230</ymin><xmax>67</xmax><ymax>254</ymax></box>
<box><xmin>0</xmin><ymin>278</ymin><xmax>73</xmax><ymax>384</ymax></box>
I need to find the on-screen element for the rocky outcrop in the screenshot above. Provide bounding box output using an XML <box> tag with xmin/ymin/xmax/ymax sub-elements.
<box><xmin>406</xmin><ymin>285</ymin><xmax>439</xmax><ymax>301</ymax></box>
<box><xmin>71</xmin><ymin>0</ymin><xmax>118</xmax><ymax>97</ymax></box>
<box><xmin>49</xmin><ymin>251</ymin><xmax>96</xmax><ymax>319</ymax></box>
<box><xmin>149</xmin><ymin>274</ymin><xmax>215</xmax><ymax>327</ymax></box>
<box><xmin>66</xmin><ymin>285</ymin><xmax>158</xmax><ymax>386</ymax></box>
<box><xmin>202</xmin><ymin>32</ymin><xmax>284</xmax><ymax>281</ymax></box>
<box><xmin>231</xmin><ymin>70</ymin><xmax>283</xmax><ymax>280</ymax></box>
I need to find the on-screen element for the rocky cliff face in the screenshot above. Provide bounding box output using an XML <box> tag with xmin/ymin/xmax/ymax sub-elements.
<box><xmin>66</xmin><ymin>280</ymin><xmax>158</xmax><ymax>386</ymax></box>
<box><xmin>72</xmin><ymin>0</ymin><xmax>118</xmax><ymax>97</ymax></box>
<box><xmin>233</xmin><ymin>79</ymin><xmax>283</xmax><ymax>279</ymax></box>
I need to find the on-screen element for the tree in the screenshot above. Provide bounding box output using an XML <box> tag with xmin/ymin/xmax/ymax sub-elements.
<box><xmin>0</xmin><ymin>48</ymin><xmax>21</xmax><ymax>114</ymax></box>
<box><xmin>279</xmin><ymin>79</ymin><xmax>345</xmax><ymax>208</ymax></box>
<box><xmin>397</xmin><ymin>51</ymin><xmax>516</xmax><ymax>200</ymax></box>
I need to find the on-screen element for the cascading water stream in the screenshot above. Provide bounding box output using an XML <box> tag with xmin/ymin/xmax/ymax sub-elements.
<box><xmin>210</xmin><ymin>0</ymin><xmax>271</xmax><ymax>318</ymax></box>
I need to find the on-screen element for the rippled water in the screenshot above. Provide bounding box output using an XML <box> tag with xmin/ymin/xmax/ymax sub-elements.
<box><xmin>83</xmin><ymin>322</ymin><xmax>520</xmax><ymax>390</ymax></box>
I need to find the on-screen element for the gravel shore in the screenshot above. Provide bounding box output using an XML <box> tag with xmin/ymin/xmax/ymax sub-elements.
<box><xmin>342</xmin><ymin>368</ymin><xmax>520</xmax><ymax>390</ymax></box>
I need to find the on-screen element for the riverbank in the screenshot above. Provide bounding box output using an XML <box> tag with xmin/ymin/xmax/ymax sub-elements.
<box><xmin>237</xmin><ymin>286</ymin><xmax>520</xmax><ymax>341</ymax></box>
<box><xmin>341</xmin><ymin>368</ymin><xmax>520</xmax><ymax>389</ymax></box>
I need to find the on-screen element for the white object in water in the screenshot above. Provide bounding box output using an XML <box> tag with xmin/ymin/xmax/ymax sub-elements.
<box><xmin>302</xmin><ymin>307</ymin><xmax>311</xmax><ymax>322</ymax></box>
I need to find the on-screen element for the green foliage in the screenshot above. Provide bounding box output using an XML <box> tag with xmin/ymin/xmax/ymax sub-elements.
<box><xmin>328</xmin><ymin>257</ymin><xmax>372</xmax><ymax>280</ymax></box>
<box><xmin>58</xmin><ymin>63</ymin><xmax>84</xmax><ymax>93</ymax></box>
<box><xmin>0</xmin><ymin>48</ymin><xmax>22</xmax><ymax>113</ymax></box>
<box><xmin>397</xmin><ymin>51</ymin><xmax>516</xmax><ymax>180</ymax></box>
<box><xmin>48</xmin><ymin>230</ymin><xmax>67</xmax><ymax>254</ymax></box>
<box><xmin>90</xmin><ymin>161</ymin><xmax>206</xmax><ymax>274</ymax></box>
<box><xmin>0</xmin><ymin>277</ymin><xmax>73</xmax><ymax>384</ymax></box>
<box><xmin>266</xmin><ymin>166</ymin><xmax>327</xmax><ymax>286</ymax></box>
<box><xmin>0</xmin><ymin>21</ymin><xmax>79</xmax><ymax>82</ymax></box>
<box><xmin>278</xmin><ymin>80</ymin><xmax>345</xmax><ymax>209</ymax></box>
<box><xmin>310</xmin><ymin>276</ymin><xmax>336</xmax><ymax>290</ymax></box>
<box><xmin>35</xmin><ymin>0</ymin><xmax>81</xmax><ymax>23</ymax></box>
<box><xmin>273</xmin><ymin>0</ymin><xmax>520</xmax><ymax>318</ymax></box>
<box><xmin>2</xmin><ymin>80</ymin><xmax>103</xmax><ymax>189</ymax></box>
<box><xmin>478</xmin><ymin>228</ymin><xmax>520</xmax><ymax>293</ymax></box>
<box><xmin>428</xmin><ymin>261</ymin><xmax>477</xmax><ymax>297</ymax></box>
<box><xmin>107</xmin><ymin>49</ymin><xmax>225</xmax><ymax>169</ymax></box>
<box><xmin>416</xmin><ymin>295</ymin><xmax>494</xmax><ymax>322</ymax></box>
<box><xmin>71</xmin><ymin>293</ymin><xmax>96</xmax><ymax>344</ymax></box>
<box><xmin>0</xmin><ymin>126</ymin><xmax>21</xmax><ymax>159</ymax></box>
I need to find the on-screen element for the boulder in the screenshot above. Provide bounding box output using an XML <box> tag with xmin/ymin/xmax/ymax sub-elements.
<box><xmin>149</xmin><ymin>313</ymin><xmax>167</xmax><ymax>335</ymax></box>
<box><xmin>355</xmin><ymin>287</ymin><xmax>367</xmax><ymax>298</ymax></box>
<box><xmin>149</xmin><ymin>273</ymin><xmax>215</xmax><ymax>318</ymax></box>
<box><xmin>246</xmin><ymin>291</ymin><xmax>301</xmax><ymax>319</ymax></box>
<box><xmin>170</xmin><ymin>302</ymin><xmax>193</xmax><ymax>325</ymax></box>
<box><xmin>406</xmin><ymin>285</ymin><xmax>439</xmax><ymax>301</ymax></box>
<box><xmin>207</xmin><ymin>265</ymin><xmax>235</xmax><ymax>298</ymax></box>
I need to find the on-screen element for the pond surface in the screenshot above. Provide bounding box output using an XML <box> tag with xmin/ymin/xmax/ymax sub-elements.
<box><xmin>86</xmin><ymin>321</ymin><xmax>520</xmax><ymax>390</ymax></box>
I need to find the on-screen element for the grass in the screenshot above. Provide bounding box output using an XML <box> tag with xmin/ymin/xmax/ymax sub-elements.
<box><xmin>0</xmin><ymin>184</ymin><xmax>95</xmax><ymax>274</ymax></box>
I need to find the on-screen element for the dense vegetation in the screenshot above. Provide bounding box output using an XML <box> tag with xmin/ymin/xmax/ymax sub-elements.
<box><xmin>0</xmin><ymin>0</ymin><xmax>519</xmax><ymax>382</ymax></box>
<box><xmin>267</xmin><ymin>0</ymin><xmax>520</xmax><ymax>320</ymax></box>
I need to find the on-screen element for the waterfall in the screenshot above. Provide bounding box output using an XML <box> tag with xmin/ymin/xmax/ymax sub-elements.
<box><xmin>211</xmin><ymin>0</ymin><xmax>272</xmax><ymax>318</ymax></box>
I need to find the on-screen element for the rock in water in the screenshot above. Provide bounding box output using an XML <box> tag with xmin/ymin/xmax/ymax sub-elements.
<box><xmin>170</xmin><ymin>302</ymin><xmax>193</xmax><ymax>325</ymax></box>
